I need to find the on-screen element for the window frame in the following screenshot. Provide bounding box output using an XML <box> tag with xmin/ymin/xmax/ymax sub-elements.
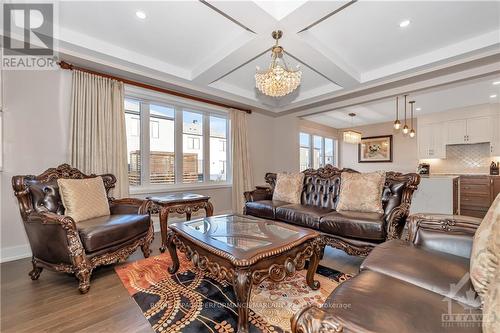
<box><xmin>125</xmin><ymin>87</ymin><xmax>232</xmax><ymax>194</ymax></box>
<box><xmin>299</xmin><ymin>132</ymin><xmax>338</xmax><ymax>171</ymax></box>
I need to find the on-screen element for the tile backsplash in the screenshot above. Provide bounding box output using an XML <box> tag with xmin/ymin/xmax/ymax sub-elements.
<box><xmin>426</xmin><ymin>143</ymin><xmax>492</xmax><ymax>174</ymax></box>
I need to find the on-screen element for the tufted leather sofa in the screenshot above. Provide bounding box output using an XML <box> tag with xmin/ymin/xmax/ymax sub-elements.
<box><xmin>291</xmin><ymin>213</ymin><xmax>485</xmax><ymax>333</ymax></box>
<box><xmin>244</xmin><ymin>165</ymin><xmax>420</xmax><ymax>256</ymax></box>
<box><xmin>12</xmin><ymin>164</ymin><xmax>154</xmax><ymax>293</ymax></box>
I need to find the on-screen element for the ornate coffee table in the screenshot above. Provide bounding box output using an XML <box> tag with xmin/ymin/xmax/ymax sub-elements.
<box><xmin>166</xmin><ymin>214</ymin><xmax>321</xmax><ymax>333</ymax></box>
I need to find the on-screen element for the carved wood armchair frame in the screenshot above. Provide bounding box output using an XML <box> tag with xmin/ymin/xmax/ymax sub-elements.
<box><xmin>12</xmin><ymin>164</ymin><xmax>154</xmax><ymax>293</ymax></box>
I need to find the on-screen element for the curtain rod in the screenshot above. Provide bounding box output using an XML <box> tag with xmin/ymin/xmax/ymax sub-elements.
<box><xmin>58</xmin><ymin>61</ymin><xmax>252</xmax><ymax>114</ymax></box>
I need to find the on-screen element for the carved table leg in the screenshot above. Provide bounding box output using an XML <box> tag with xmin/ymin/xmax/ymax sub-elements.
<box><xmin>306</xmin><ymin>244</ymin><xmax>321</xmax><ymax>290</ymax></box>
<box><xmin>167</xmin><ymin>231</ymin><xmax>180</xmax><ymax>274</ymax></box>
<box><xmin>205</xmin><ymin>201</ymin><xmax>214</xmax><ymax>217</ymax></box>
<box><xmin>159</xmin><ymin>206</ymin><xmax>169</xmax><ymax>253</ymax></box>
<box><xmin>29</xmin><ymin>258</ymin><xmax>43</xmax><ymax>280</ymax></box>
<box><xmin>233</xmin><ymin>269</ymin><xmax>252</xmax><ymax>333</ymax></box>
<box><xmin>185</xmin><ymin>208</ymin><xmax>192</xmax><ymax>221</ymax></box>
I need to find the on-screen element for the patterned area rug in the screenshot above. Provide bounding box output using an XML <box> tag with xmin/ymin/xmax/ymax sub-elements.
<box><xmin>115</xmin><ymin>254</ymin><xmax>352</xmax><ymax>333</ymax></box>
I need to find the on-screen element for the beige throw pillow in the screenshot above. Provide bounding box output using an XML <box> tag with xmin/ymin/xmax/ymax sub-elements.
<box><xmin>470</xmin><ymin>193</ymin><xmax>500</xmax><ymax>320</ymax></box>
<box><xmin>336</xmin><ymin>171</ymin><xmax>386</xmax><ymax>213</ymax></box>
<box><xmin>57</xmin><ymin>177</ymin><xmax>110</xmax><ymax>222</ymax></box>
<box><xmin>272</xmin><ymin>172</ymin><xmax>304</xmax><ymax>204</ymax></box>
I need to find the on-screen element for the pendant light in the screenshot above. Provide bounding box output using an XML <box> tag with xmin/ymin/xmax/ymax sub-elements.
<box><xmin>343</xmin><ymin>113</ymin><xmax>362</xmax><ymax>144</ymax></box>
<box><xmin>409</xmin><ymin>100</ymin><xmax>416</xmax><ymax>138</ymax></box>
<box><xmin>393</xmin><ymin>96</ymin><xmax>401</xmax><ymax>130</ymax></box>
<box><xmin>402</xmin><ymin>94</ymin><xmax>409</xmax><ymax>135</ymax></box>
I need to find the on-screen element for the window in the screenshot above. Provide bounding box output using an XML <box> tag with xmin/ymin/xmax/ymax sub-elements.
<box><xmin>210</xmin><ymin>116</ymin><xmax>228</xmax><ymax>181</ymax></box>
<box><xmin>299</xmin><ymin>132</ymin><xmax>311</xmax><ymax>171</ymax></box>
<box><xmin>124</xmin><ymin>97</ymin><xmax>230</xmax><ymax>189</ymax></box>
<box><xmin>299</xmin><ymin>132</ymin><xmax>337</xmax><ymax>171</ymax></box>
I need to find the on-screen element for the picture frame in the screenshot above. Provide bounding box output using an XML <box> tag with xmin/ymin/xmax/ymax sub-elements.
<box><xmin>358</xmin><ymin>135</ymin><xmax>393</xmax><ymax>163</ymax></box>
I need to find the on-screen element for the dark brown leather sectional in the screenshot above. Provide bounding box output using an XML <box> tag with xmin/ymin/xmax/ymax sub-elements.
<box><xmin>244</xmin><ymin>165</ymin><xmax>420</xmax><ymax>256</ymax></box>
<box><xmin>12</xmin><ymin>164</ymin><xmax>154</xmax><ymax>293</ymax></box>
<box><xmin>291</xmin><ymin>214</ymin><xmax>483</xmax><ymax>333</ymax></box>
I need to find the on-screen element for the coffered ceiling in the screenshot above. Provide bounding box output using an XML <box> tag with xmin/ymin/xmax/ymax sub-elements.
<box><xmin>53</xmin><ymin>1</ymin><xmax>500</xmax><ymax>114</ymax></box>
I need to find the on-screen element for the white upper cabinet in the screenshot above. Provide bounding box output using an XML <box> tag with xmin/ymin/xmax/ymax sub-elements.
<box><xmin>418</xmin><ymin>123</ymin><xmax>445</xmax><ymax>159</ymax></box>
<box><xmin>445</xmin><ymin>116</ymin><xmax>493</xmax><ymax>145</ymax></box>
<box><xmin>446</xmin><ymin>119</ymin><xmax>467</xmax><ymax>144</ymax></box>
<box><xmin>467</xmin><ymin>116</ymin><xmax>492</xmax><ymax>144</ymax></box>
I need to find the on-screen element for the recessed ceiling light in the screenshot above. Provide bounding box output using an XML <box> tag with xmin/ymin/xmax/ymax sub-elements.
<box><xmin>399</xmin><ymin>20</ymin><xmax>410</xmax><ymax>28</ymax></box>
<box><xmin>493</xmin><ymin>81</ymin><xmax>500</xmax><ymax>85</ymax></box>
<box><xmin>416</xmin><ymin>107</ymin><xmax>421</xmax><ymax>111</ymax></box>
<box><xmin>490</xmin><ymin>94</ymin><xmax>498</xmax><ymax>98</ymax></box>
<box><xmin>136</xmin><ymin>11</ymin><xmax>146</xmax><ymax>19</ymax></box>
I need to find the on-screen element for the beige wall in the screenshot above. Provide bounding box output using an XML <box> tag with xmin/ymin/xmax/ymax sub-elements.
<box><xmin>340</xmin><ymin>120</ymin><xmax>419</xmax><ymax>173</ymax></box>
<box><xmin>2</xmin><ymin>70</ymin><xmax>72</xmax><ymax>260</ymax></box>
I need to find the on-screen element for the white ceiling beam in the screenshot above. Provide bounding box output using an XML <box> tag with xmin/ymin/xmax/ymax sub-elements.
<box><xmin>283</xmin><ymin>33</ymin><xmax>360</xmax><ymax>88</ymax></box>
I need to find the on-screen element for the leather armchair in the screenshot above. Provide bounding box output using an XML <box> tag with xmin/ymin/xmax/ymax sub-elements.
<box><xmin>292</xmin><ymin>213</ymin><xmax>483</xmax><ymax>333</ymax></box>
<box><xmin>12</xmin><ymin>164</ymin><xmax>154</xmax><ymax>294</ymax></box>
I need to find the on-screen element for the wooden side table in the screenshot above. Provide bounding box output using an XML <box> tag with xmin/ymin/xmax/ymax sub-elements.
<box><xmin>147</xmin><ymin>193</ymin><xmax>214</xmax><ymax>253</ymax></box>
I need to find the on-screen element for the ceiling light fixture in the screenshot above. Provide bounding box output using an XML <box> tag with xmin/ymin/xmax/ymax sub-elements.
<box><xmin>343</xmin><ymin>113</ymin><xmax>362</xmax><ymax>144</ymax></box>
<box><xmin>402</xmin><ymin>95</ymin><xmax>409</xmax><ymax>135</ymax></box>
<box><xmin>399</xmin><ymin>20</ymin><xmax>410</xmax><ymax>28</ymax></box>
<box><xmin>255</xmin><ymin>30</ymin><xmax>302</xmax><ymax>97</ymax></box>
<box><xmin>416</xmin><ymin>107</ymin><xmax>421</xmax><ymax>111</ymax></box>
<box><xmin>490</xmin><ymin>94</ymin><xmax>498</xmax><ymax>98</ymax></box>
<box><xmin>136</xmin><ymin>11</ymin><xmax>146</xmax><ymax>19</ymax></box>
<box><xmin>393</xmin><ymin>96</ymin><xmax>401</xmax><ymax>130</ymax></box>
<box><xmin>409</xmin><ymin>101</ymin><xmax>416</xmax><ymax>138</ymax></box>
<box><xmin>493</xmin><ymin>81</ymin><xmax>500</xmax><ymax>85</ymax></box>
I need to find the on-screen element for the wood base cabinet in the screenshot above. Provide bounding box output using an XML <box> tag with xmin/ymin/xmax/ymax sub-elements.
<box><xmin>460</xmin><ymin>175</ymin><xmax>498</xmax><ymax>218</ymax></box>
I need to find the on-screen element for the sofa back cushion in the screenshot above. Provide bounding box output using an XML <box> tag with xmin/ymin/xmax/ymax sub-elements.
<box><xmin>470</xmin><ymin>193</ymin><xmax>500</xmax><ymax>307</ymax></box>
<box><xmin>27</xmin><ymin>179</ymin><xmax>65</xmax><ymax>215</ymax></box>
<box><xmin>301</xmin><ymin>173</ymin><xmax>341</xmax><ymax>209</ymax></box>
<box><xmin>272</xmin><ymin>172</ymin><xmax>304</xmax><ymax>204</ymax></box>
<box><xmin>337</xmin><ymin>171</ymin><xmax>386</xmax><ymax>213</ymax></box>
<box><xmin>57</xmin><ymin>177</ymin><xmax>111</xmax><ymax>222</ymax></box>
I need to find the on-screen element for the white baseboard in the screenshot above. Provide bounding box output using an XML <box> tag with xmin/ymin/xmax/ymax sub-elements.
<box><xmin>0</xmin><ymin>244</ymin><xmax>32</xmax><ymax>263</ymax></box>
<box><xmin>0</xmin><ymin>210</ymin><xmax>234</xmax><ymax>263</ymax></box>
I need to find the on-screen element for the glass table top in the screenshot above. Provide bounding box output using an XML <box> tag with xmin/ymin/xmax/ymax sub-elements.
<box><xmin>184</xmin><ymin>215</ymin><xmax>300</xmax><ymax>251</ymax></box>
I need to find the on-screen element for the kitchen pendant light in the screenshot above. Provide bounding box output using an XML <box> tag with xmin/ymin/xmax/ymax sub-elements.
<box><xmin>402</xmin><ymin>95</ymin><xmax>409</xmax><ymax>135</ymax></box>
<box><xmin>409</xmin><ymin>100</ymin><xmax>416</xmax><ymax>138</ymax></box>
<box><xmin>343</xmin><ymin>113</ymin><xmax>362</xmax><ymax>144</ymax></box>
<box><xmin>393</xmin><ymin>96</ymin><xmax>401</xmax><ymax>130</ymax></box>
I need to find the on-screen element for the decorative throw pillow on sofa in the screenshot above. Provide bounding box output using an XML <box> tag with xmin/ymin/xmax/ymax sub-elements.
<box><xmin>272</xmin><ymin>172</ymin><xmax>304</xmax><ymax>204</ymax></box>
<box><xmin>57</xmin><ymin>177</ymin><xmax>110</xmax><ymax>222</ymax></box>
<box><xmin>336</xmin><ymin>171</ymin><xmax>386</xmax><ymax>213</ymax></box>
<box><xmin>470</xmin><ymin>192</ymin><xmax>499</xmax><ymax>330</ymax></box>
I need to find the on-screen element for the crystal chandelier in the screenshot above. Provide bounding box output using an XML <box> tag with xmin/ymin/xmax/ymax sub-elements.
<box><xmin>343</xmin><ymin>113</ymin><xmax>362</xmax><ymax>144</ymax></box>
<box><xmin>255</xmin><ymin>30</ymin><xmax>302</xmax><ymax>97</ymax></box>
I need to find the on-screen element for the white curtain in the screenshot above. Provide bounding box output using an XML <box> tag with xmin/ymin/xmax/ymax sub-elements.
<box><xmin>230</xmin><ymin>109</ymin><xmax>253</xmax><ymax>213</ymax></box>
<box><xmin>69</xmin><ymin>70</ymin><xmax>129</xmax><ymax>198</ymax></box>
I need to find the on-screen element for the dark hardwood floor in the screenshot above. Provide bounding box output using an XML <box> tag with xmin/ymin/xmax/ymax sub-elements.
<box><xmin>1</xmin><ymin>232</ymin><xmax>362</xmax><ymax>333</ymax></box>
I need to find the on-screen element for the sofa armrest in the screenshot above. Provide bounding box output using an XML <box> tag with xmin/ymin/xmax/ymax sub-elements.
<box><xmin>406</xmin><ymin>214</ymin><xmax>481</xmax><ymax>258</ymax></box>
<box><xmin>26</xmin><ymin>212</ymin><xmax>83</xmax><ymax>264</ymax></box>
<box><xmin>385</xmin><ymin>202</ymin><xmax>411</xmax><ymax>240</ymax></box>
<box><xmin>291</xmin><ymin>306</ymin><xmax>343</xmax><ymax>333</ymax></box>
<box><xmin>109</xmin><ymin>198</ymin><xmax>153</xmax><ymax>215</ymax></box>
<box><xmin>243</xmin><ymin>188</ymin><xmax>273</xmax><ymax>203</ymax></box>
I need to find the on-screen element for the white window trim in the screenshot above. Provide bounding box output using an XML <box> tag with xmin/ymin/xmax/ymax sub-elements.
<box><xmin>125</xmin><ymin>85</ymin><xmax>231</xmax><ymax>192</ymax></box>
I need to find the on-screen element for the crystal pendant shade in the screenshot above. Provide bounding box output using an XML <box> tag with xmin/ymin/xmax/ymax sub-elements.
<box><xmin>343</xmin><ymin>130</ymin><xmax>362</xmax><ymax>144</ymax></box>
<box><xmin>255</xmin><ymin>30</ymin><xmax>302</xmax><ymax>97</ymax></box>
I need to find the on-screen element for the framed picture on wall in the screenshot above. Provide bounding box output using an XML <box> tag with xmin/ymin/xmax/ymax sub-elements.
<box><xmin>358</xmin><ymin>135</ymin><xmax>393</xmax><ymax>163</ymax></box>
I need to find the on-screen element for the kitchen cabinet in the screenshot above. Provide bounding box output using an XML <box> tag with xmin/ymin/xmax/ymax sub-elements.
<box><xmin>492</xmin><ymin>115</ymin><xmax>500</xmax><ymax>156</ymax></box>
<box><xmin>460</xmin><ymin>175</ymin><xmax>495</xmax><ymax>218</ymax></box>
<box><xmin>418</xmin><ymin>123</ymin><xmax>445</xmax><ymax>159</ymax></box>
<box><xmin>445</xmin><ymin>116</ymin><xmax>492</xmax><ymax>145</ymax></box>
<box><xmin>493</xmin><ymin>177</ymin><xmax>500</xmax><ymax>201</ymax></box>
